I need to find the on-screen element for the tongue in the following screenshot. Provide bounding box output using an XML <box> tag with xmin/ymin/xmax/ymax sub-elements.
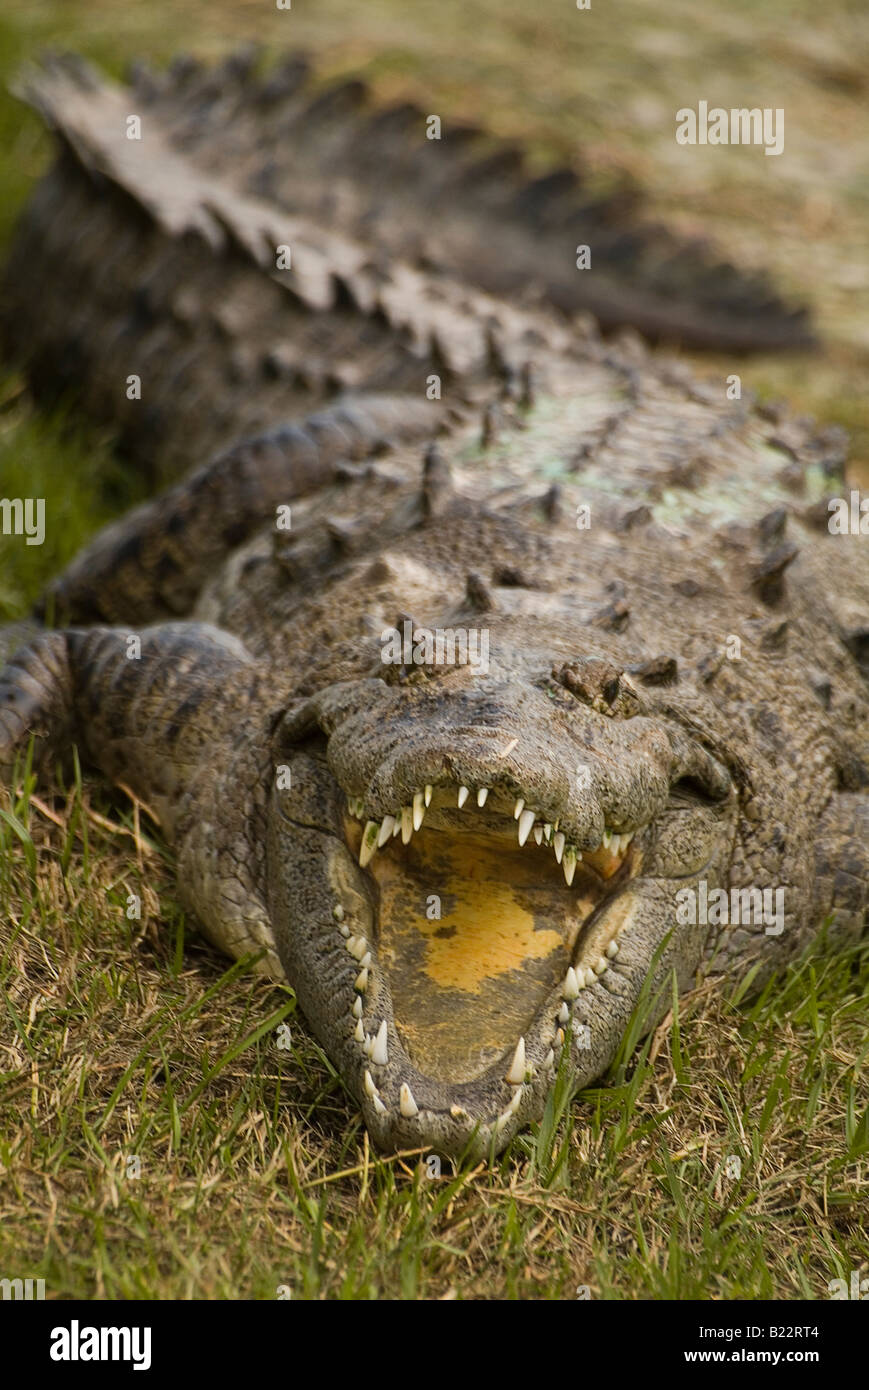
<box><xmin>365</xmin><ymin>827</ymin><xmax>596</xmax><ymax>1083</ymax></box>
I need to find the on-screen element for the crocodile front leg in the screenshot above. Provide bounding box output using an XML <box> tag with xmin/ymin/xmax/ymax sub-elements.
<box><xmin>0</xmin><ymin>622</ymin><xmax>290</xmax><ymax>977</ymax></box>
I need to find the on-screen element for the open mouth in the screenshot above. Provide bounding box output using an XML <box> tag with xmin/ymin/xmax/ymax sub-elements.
<box><xmin>338</xmin><ymin>780</ymin><xmax>640</xmax><ymax>1127</ymax></box>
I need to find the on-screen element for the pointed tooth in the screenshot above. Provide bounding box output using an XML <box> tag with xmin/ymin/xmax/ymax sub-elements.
<box><xmin>457</xmin><ymin>785</ymin><xmax>469</xmax><ymax>808</ymax></box>
<box><xmin>610</xmin><ymin>833</ymin><xmax>622</xmax><ymax>855</ymax></box>
<box><xmin>412</xmin><ymin>791</ymin><xmax>425</xmax><ymax>831</ymax></box>
<box><xmin>354</xmin><ymin>967</ymin><xmax>369</xmax><ymax>992</ymax></box>
<box><xmin>352</xmin><ymin>996</ymin><xmax>363</xmax><ymax>1018</ymax></box>
<box><xmin>354</xmin><ymin>1018</ymin><xmax>365</xmax><ymax>1043</ymax></box>
<box><xmin>533</xmin><ymin>824</ymin><xmax>543</xmax><ymax>845</ymax></box>
<box><xmin>401</xmin><ymin>805</ymin><xmax>413</xmax><ymax>843</ymax></box>
<box><xmin>372</xmin><ymin>1095</ymin><xmax>387</xmax><ymax>1116</ymax></box>
<box><xmin>558</xmin><ymin>1002</ymin><xmax>570</xmax><ymax>1024</ymax></box>
<box><xmin>563</xmin><ymin>965</ymin><xmax>580</xmax><ymax>1000</ymax></box>
<box><xmin>594</xmin><ymin>956</ymin><xmax>607</xmax><ymax>976</ymax></box>
<box><xmin>623</xmin><ymin>830</ymin><xmax>634</xmax><ymax>847</ymax></box>
<box><xmin>583</xmin><ymin>966</ymin><xmax>597</xmax><ymax>988</ymax></box>
<box><xmin>544</xmin><ymin>1049</ymin><xmax>555</xmax><ymax>1070</ymax></box>
<box><xmin>363</xmin><ymin>1069</ymin><xmax>378</xmax><ymax>1098</ymax></box>
<box><xmin>606</xmin><ymin>939</ymin><xmax>620</xmax><ymax>959</ymax></box>
<box><xmin>360</xmin><ymin>952</ymin><xmax>372</xmax><ymax>969</ymax></box>
<box><xmin>602</xmin><ymin>828</ymin><xmax>613</xmax><ymax>849</ymax></box>
<box><xmin>517</xmin><ymin>808</ymin><xmax>535</xmax><ymax>847</ymax></box>
<box><xmin>359</xmin><ymin>821</ymin><xmax>379</xmax><ymax>867</ymax></box>
<box><xmin>477</xmin><ymin>786</ymin><xmax>489</xmax><ymax>807</ymax></box>
<box><xmin>513</xmin><ymin>797</ymin><xmax>525</xmax><ymax>820</ymax></box>
<box><xmin>377</xmin><ymin>814</ymin><xmax>396</xmax><ymax>847</ymax></box>
<box><xmin>553</xmin><ymin>831</ymin><xmax>565</xmax><ymax>864</ymax></box>
<box><xmin>543</xmin><ymin>823</ymin><xmax>552</xmax><ymax>844</ymax></box>
<box><xmin>506</xmin><ymin>1036</ymin><xmax>526</xmax><ymax>1085</ymax></box>
<box><xmin>555</xmin><ymin>1028</ymin><xmax>565</xmax><ymax>1048</ymax></box>
<box><xmin>507</xmin><ymin>1087</ymin><xmax>523</xmax><ymax>1116</ymax></box>
<box><xmin>339</xmin><ymin>923</ymin><xmax>350</xmax><ymax>937</ymax></box>
<box><xmin>563</xmin><ymin>846</ymin><xmax>577</xmax><ymax>886</ymax></box>
<box><xmin>400</xmin><ymin>1082</ymin><xmax>419</xmax><ymax>1118</ymax></box>
<box><xmin>392</xmin><ymin>815</ymin><xmax>402</xmax><ymax>837</ymax></box>
<box><xmin>371</xmin><ymin>1019</ymin><xmax>388</xmax><ymax>1066</ymax></box>
<box><xmin>424</xmin><ymin>784</ymin><xmax>433</xmax><ymax>807</ymax></box>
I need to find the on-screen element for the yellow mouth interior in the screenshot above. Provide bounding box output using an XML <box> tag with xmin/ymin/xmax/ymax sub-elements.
<box><xmin>345</xmin><ymin>808</ymin><xmax>630</xmax><ymax>1083</ymax></box>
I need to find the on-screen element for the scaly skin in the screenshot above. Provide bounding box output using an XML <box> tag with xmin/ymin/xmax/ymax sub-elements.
<box><xmin>0</xmin><ymin>55</ymin><xmax>865</xmax><ymax>1159</ymax></box>
<box><xmin>1</xmin><ymin>52</ymin><xmax>811</xmax><ymax>486</ymax></box>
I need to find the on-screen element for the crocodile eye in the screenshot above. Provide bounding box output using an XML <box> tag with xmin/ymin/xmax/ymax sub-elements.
<box><xmin>669</xmin><ymin>773</ymin><xmax>730</xmax><ymax>806</ymax></box>
<box><xmin>550</xmin><ymin>659</ymin><xmax>640</xmax><ymax>718</ymax></box>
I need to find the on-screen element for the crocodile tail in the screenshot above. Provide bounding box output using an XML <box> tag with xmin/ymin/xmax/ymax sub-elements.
<box><xmin>1</xmin><ymin>54</ymin><xmax>582</xmax><ymax>482</ymax></box>
<box><xmin>126</xmin><ymin>46</ymin><xmax>814</xmax><ymax>353</ymax></box>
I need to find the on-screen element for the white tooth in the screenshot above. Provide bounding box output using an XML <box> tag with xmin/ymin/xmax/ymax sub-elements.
<box><xmin>477</xmin><ymin>786</ymin><xmax>489</xmax><ymax>807</ymax></box>
<box><xmin>555</xmin><ymin>1028</ymin><xmax>565</xmax><ymax>1047</ymax></box>
<box><xmin>424</xmin><ymin>784</ymin><xmax>433</xmax><ymax>807</ymax></box>
<box><xmin>602</xmin><ymin>828</ymin><xmax>613</xmax><ymax>849</ymax></box>
<box><xmin>372</xmin><ymin>1095</ymin><xmax>387</xmax><ymax>1115</ymax></box>
<box><xmin>412</xmin><ymin>791</ymin><xmax>425</xmax><ymax>831</ymax></box>
<box><xmin>583</xmin><ymin>966</ymin><xmax>597</xmax><ymax>988</ymax></box>
<box><xmin>354</xmin><ymin>967</ymin><xmax>369</xmax><ymax>992</ymax></box>
<box><xmin>364</xmin><ymin>1034</ymin><xmax>373</xmax><ymax>1057</ymax></box>
<box><xmin>563</xmin><ymin>965</ymin><xmax>580</xmax><ymax>1000</ymax></box>
<box><xmin>610</xmin><ymin>834</ymin><xmax>622</xmax><ymax>856</ymax></box>
<box><xmin>333</xmin><ymin>904</ymin><xmax>345</xmax><ymax>922</ymax></box>
<box><xmin>363</xmin><ymin>1069</ymin><xmax>378</xmax><ymax>1098</ymax></box>
<box><xmin>359</xmin><ymin>821</ymin><xmax>379</xmax><ymax>867</ymax></box>
<box><xmin>563</xmin><ymin>847</ymin><xmax>577</xmax><ymax>886</ymax></box>
<box><xmin>544</xmin><ymin>1049</ymin><xmax>555</xmax><ymax>1070</ymax></box>
<box><xmin>400</xmin><ymin>1082</ymin><xmax>419</xmax><ymax>1118</ymax></box>
<box><xmin>606</xmin><ymin>939</ymin><xmax>619</xmax><ymax>959</ymax></box>
<box><xmin>360</xmin><ymin>952</ymin><xmax>372</xmax><ymax>969</ymax></box>
<box><xmin>513</xmin><ymin>797</ymin><xmax>525</xmax><ymax>820</ymax></box>
<box><xmin>339</xmin><ymin>923</ymin><xmax>350</xmax><ymax>937</ymax></box>
<box><xmin>351</xmin><ymin>937</ymin><xmax>369</xmax><ymax>961</ymax></box>
<box><xmin>354</xmin><ymin>1019</ymin><xmax>365</xmax><ymax>1043</ymax></box>
<box><xmin>506</xmin><ymin>1036</ymin><xmax>526</xmax><ymax>1085</ymax></box>
<box><xmin>377</xmin><ymin>814</ymin><xmax>396</xmax><ymax>847</ymax></box>
<box><xmin>518</xmin><ymin>808</ymin><xmax>535</xmax><ymax>846</ymax></box>
<box><xmin>553</xmin><ymin>832</ymin><xmax>565</xmax><ymax>863</ymax></box>
<box><xmin>533</xmin><ymin>824</ymin><xmax>543</xmax><ymax>845</ymax></box>
<box><xmin>401</xmin><ymin>805</ymin><xmax>413</xmax><ymax>843</ymax></box>
<box><xmin>347</xmin><ymin>797</ymin><xmax>354</xmax><ymax>815</ymax></box>
<box><xmin>594</xmin><ymin>956</ymin><xmax>607</xmax><ymax>976</ymax></box>
<box><xmin>543</xmin><ymin>823</ymin><xmax>552</xmax><ymax>843</ymax></box>
<box><xmin>623</xmin><ymin>830</ymin><xmax>634</xmax><ymax>846</ymax></box>
<box><xmin>371</xmin><ymin>1019</ymin><xmax>388</xmax><ymax>1066</ymax></box>
<box><xmin>457</xmin><ymin>785</ymin><xmax>469</xmax><ymax>808</ymax></box>
<box><xmin>558</xmin><ymin>1002</ymin><xmax>569</xmax><ymax>1024</ymax></box>
<box><xmin>352</xmin><ymin>996</ymin><xmax>363</xmax><ymax>1018</ymax></box>
<box><xmin>392</xmin><ymin>814</ymin><xmax>402</xmax><ymax>837</ymax></box>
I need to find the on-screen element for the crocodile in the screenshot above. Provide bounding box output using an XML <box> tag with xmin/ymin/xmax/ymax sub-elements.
<box><xmin>1</xmin><ymin>52</ymin><xmax>814</xmax><ymax>487</ymax></box>
<box><xmin>0</xmin><ymin>54</ymin><xmax>866</xmax><ymax>1160</ymax></box>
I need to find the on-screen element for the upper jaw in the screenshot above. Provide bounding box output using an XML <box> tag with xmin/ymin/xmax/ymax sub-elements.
<box><xmin>269</xmin><ymin>685</ymin><xmax>735</xmax><ymax>1156</ymax></box>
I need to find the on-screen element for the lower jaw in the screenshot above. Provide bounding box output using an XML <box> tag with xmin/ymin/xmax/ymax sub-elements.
<box><xmin>270</xmin><ymin>823</ymin><xmax>646</xmax><ymax>1157</ymax></box>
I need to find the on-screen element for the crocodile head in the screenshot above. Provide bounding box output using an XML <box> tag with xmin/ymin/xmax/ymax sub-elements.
<box><xmin>268</xmin><ymin>616</ymin><xmax>739</xmax><ymax>1158</ymax></box>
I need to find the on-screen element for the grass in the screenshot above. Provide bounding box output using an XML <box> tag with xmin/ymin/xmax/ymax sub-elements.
<box><xmin>0</xmin><ymin>0</ymin><xmax>868</xmax><ymax>1299</ymax></box>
